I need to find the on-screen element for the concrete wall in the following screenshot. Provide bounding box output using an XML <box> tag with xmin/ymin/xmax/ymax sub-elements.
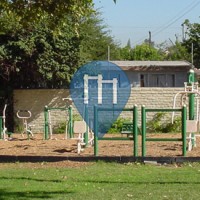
<box><xmin>13</xmin><ymin>88</ymin><xmax>183</xmax><ymax>133</ymax></box>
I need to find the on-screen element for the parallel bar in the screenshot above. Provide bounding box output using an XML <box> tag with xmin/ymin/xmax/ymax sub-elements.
<box><xmin>146</xmin><ymin>138</ymin><xmax>182</xmax><ymax>142</ymax></box>
<box><xmin>99</xmin><ymin>137</ymin><xmax>133</xmax><ymax>141</ymax></box>
<box><xmin>145</xmin><ymin>108</ymin><xmax>182</xmax><ymax>112</ymax></box>
<box><xmin>98</xmin><ymin>107</ymin><xmax>133</xmax><ymax>112</ymax></box>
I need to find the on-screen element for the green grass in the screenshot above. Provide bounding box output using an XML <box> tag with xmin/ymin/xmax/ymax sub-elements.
<box><xmin>0</xmin><ymin>162</ymin><xmax>200</xmax><ymax>199</ymax></box>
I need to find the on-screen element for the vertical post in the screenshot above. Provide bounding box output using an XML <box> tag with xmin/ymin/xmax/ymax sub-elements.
<box><xmin>133</xmin><ymin>105</ymin><xmax>138</xmax><ymax>157</ymax></box>
<box><xmin>94</xmin><ymin>105</ymin><xmax>98</xmax><ymax>156</ymax></box>
<box><xmin>0</xmin><ymin>117</ymin><xmax>2</xmax><ymax>139</ymax></box>
<box><xmin>68</xmin><ymin>105</ymin><xmax>73</xmax><ymax>138</ymax></box>
<box><xmin>188</xmin><ymin>69</ymin><xmax>195</xmax><ymax>147</ymax></box>
<box><xmin>84</xmin><ymin>104</ymin><xmax>89</xmax><ymax>146</ymax></box>
<box><xmin>182</xmin><ymin>105</ymin><xmax>187</xmax><ymax>156</ymax></box>
<box><xmin>141</xmin><ymin>105</ymin><xmax>146</xmax><ymax>157</ymax></box>
<box><xmin>188</xmin><ymin>69</ymin><xmax>195</xmax><ymax>120</ymax></box>
<box><xmin>98</xmin><ymin>75</ymin><xmax>102</xmax><ymax>104</ymax></box>
<box><xmin>44</xmin><ymin>106</ymin><xmax>49</xmax><ymax>140</ymax></box>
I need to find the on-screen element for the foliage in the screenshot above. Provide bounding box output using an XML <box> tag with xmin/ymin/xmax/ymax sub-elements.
<box><xmin>0</xmin><ymin>0</ymin><xmax>94</xmax><ymax>34</ymax></box>
<box><xmin>108</xmin><ymin>117</ymin><xmax>131</xmax><ymax>133</ymax></box>
<box><xmin>146</xmin><ymin>113</ymin><xmax>181</xmax><ymax>133</ymax></box>
<box><xmin>183</xmin><ymin>19</ymin><xmax>200</xmax><ymax>68</ymax></box>
<box><xmin>79</xmin><ymin>10</ymin><xmax>120</xmax><ymax>64</ymax></box>
<box><xmin>119</xmin><ymin>43</ymin><xmax>164</xmax><ymax>61</ymax></box>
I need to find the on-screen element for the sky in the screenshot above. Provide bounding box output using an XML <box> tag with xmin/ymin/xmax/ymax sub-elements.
<box><xmin>93</xmin><ymin>0</ymin><xmax>200</xmax><ymax>47</ymax></box>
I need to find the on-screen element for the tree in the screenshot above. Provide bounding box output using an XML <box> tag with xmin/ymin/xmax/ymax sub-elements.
<box><xmin>79</xmin><ymin>11</ymin><xmax>120</xmax><ymax>63</ymax></box>
<box><xmin>0</xmin><ymin>12</ymin><xmax>81</xmax><ymax>89</ymax></box>
<box><xmin>183</xmin><ymin>20</ymin><xmax>200</xmax><ymax>68</ymax></box>
<box><xmin>0</xmin><ymin>0</ymin><xmax>94</xmax><ymax>31</ymax></box>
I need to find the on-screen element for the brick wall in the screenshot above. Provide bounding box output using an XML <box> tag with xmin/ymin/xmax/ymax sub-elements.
<box><xmin>13</xmin><ymin>88</ymin><xmax>183</xmax><ymax>133</ymax></box>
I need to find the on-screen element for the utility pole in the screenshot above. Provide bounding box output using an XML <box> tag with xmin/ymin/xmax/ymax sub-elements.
<box><xmin>191</xmin><ymin>43</ymin><xmax>194</xmax><ymax>65</ymax></box>
<box><xmin>149</xmin><ymin>31</ymin><xmax>151</xmax><ymax>47</ymax></box>
<box><xmin>107</xmin><ymin>46</ymin><xmax>110</xmax><ymax>61</ymax></box>
<box><xmin>181</xmin><ymin>23</ymin><xmax>185</xmax><ymax>42</ymax></box>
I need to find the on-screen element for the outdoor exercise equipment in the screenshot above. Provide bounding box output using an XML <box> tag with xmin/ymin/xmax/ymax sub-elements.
<box><xmin>93</xmin><ymin>105</ymin><xmax>138</xmax><ymax>157</ymax></box>
<box><xmin>16</xmin><ymin>110</ymin><xmax>34</xmax><ymax>139</ymax></box>
<box><xmin>141</xmin><ymin>105</ymin><xmax>187</xmax><ymax>156</ymax></box>
<box><xmin>172</xmin><ymin>69</ymin><xmax>200</xmax><ymax>151</ymax></box>
<box><xmin>0</xmin><ymin>104</ymin><xmax>7</xmax><ymax>140</ymax></box>
<box><xmin>72</xmin><ymin>121</ymin><xmax>87</xmax><ymax>154</ymax></box>
<box><xmin>44</xmin><ymin>105</ymin><xmax>73</xmax><ymax>140</ymax></box>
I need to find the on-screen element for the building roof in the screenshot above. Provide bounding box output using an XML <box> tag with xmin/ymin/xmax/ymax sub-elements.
<box><xmin>111</xmin><ymin>60</ymin><xmax>192</xmax><ymax>71</ymax></box>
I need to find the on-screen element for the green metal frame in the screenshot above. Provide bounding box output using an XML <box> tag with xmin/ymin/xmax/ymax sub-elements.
<box><xmin>94</xmin><ymin>105</ymin><xmax>138</xmax><ymax>157</ymax></box>
<box><xmin>141</xmin><ymin>106</ymin><xmax>187</xmax><ymax>157</ymax></box>
<box><xmin>44</xmin><ymin>105</ymin><xmax>73</xmax><ymax>140</ymax></box>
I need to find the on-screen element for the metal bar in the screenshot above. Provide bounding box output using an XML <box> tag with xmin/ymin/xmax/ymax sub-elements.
<box><xmin>145</xmin><ymin>108</ymin><xmax>182</xmax><ymax>112</ymax></box>
<box><xmin>44</xmin><ymin>106</ymin><xmax>49</xmax><ymax>140</ymax></box>
<box><xmin>0</xmin><ymin>117</ymin><xmax>2</xmax><ymax>139</ymax></box>
<box><xmin>146</xmin><ymin>138</ymin><xmax>182</xmax><ymax>142</ymax></box>
<box><xmin>98</xmin><ymin>107</ymin><xmax>134</xmax><ymax>112</ymax></box>
<box><xmin>134</xmin><ymin>105</ymin><xmax>138</xmax><ymax>157</ymax></box>
<box><xmin>84</xmin><ymin>104</ymin><xmax>89</xmax><ymax>146</ymax></box>
<box><xmin>68</xmin><ymin>106</ymin><xmax>73</xmax><ymax>138</ymax></box>
<box><xmin>99</xmin><ymin>137</ymin><xmax>133</xmax><ymax>141</ymax></box>
<box><xmin>182</xmin><ymin>105</ymin><xmax>187</xmax><ymax>156</ymax></box>
<box><xmin>141</xmin><ymin>106</ymin><xmax>146</xmax><ymax>157</ymax></box>
<box><xmin>94</xmin><ymin>105</ymin><xmax>98</xmax><ymax>156</ymax></box>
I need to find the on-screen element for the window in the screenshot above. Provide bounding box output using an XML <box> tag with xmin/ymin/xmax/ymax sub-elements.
<box><xmin>140</xmin><ymin>74</ymin><xmax>175</xmax><ymax>87</ymax></box>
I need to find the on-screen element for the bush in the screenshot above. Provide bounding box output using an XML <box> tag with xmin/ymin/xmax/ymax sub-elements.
<box><xmin>146</xmin><ymin>113</ymin><xmax>181</xmax><ymax>133</ymax></box>
<box><xmin>107</xmin><ymin>117</ymin><xmax>132</xmax><ymax>133</ymax></box>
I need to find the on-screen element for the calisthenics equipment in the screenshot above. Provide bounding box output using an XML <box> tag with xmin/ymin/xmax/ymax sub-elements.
<box><xmin>93</xmin><ymin>105</ymin><xmax>138</xmax><ymax>157</ymax></box>
<box><xmin>172</xmin><ymin>69</ymin><xmax>200</xmax><ymax>151</ymax></box>
<box><xmin>141</xmin><ymin>105</ymin><xmax>187</xmax><ymax>157</ymax></box>
<box><xmin>16</xmin><ymin>110</ymin><xmax>34</xmax><ymax>139</ymax></box>
<box><xmin>44</xmin><ymin>105</ymin><xmax>73</xmax><ymax>140</ymax></box>
<box><xmin>0</xmin><ymin>104</ymin><xmax>8</xmax><ymax>140</ymax></box>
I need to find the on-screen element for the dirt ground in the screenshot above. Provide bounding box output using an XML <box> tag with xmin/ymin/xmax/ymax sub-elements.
<box><xmin>0</xmin><ymin>133</ymin><xmax>200</xmax><ymax>167</ymax></box>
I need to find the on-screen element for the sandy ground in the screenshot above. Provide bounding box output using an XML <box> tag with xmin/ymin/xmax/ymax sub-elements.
<box><xmin>0</xmin><ymin>133</ymin><xmax>200</xmax><ymax>167</ymax></box>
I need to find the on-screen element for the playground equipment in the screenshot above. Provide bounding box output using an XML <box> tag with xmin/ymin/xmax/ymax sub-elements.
<box><xmin>72</xmin><ymin>121</ymin><xmax>87</xmax><ymax>154</ymax></box>
<box><xmin>93</xmin><ymin>105</ymin><xmax>138</xmax><ymax>156</ymax></box>
<box><xmin>0</xmin><ymin>104</ymin><xmax>7</xmax><ymax>140</ymax></box>
<box><xmin>172</xmin><ymin>69</ymin><xmax>200</xmax><ymax>151</ymax></box>
<box><xmin>16</xmin><ymin>110</ymin><xmax>34</xmax><ymax>139</ymax></box>
<box><xmin>141</xmin><ymin>106</ymin><xmax>187</xmax><ymax>156</ymax></box>
<box><xmin>44</xmin><ymin>105</ymin><xmax>72</xmax><ymax>140</ymax></box>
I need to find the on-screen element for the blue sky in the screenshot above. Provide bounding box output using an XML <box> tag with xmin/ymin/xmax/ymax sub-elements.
<box><xmin>93</xmin><ymin>0</ymin><xmax>200</xmax><ymax>47</ymax></box>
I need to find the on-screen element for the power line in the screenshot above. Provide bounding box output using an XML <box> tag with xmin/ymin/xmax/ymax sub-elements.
<box><xmin>132</xmin><ymin>0</ymin><xmax>200</xmax><ymax>46</ymax></box>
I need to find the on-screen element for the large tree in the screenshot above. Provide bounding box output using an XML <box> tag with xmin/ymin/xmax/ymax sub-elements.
<box><xmin>183</xmin><ymin>20</ymin><xmax>200</xmax><ymax>68</ymax></box>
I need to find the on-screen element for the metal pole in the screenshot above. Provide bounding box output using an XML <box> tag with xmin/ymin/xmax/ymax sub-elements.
<box><xmin>44</xmin><ymin>106</ymin><xmax>49</xmax><ymax>140</ymax></box>
<box><xmin>188</xmin><ymin>69</ymin><xmax>195</xmax><ymax>147</ymax></box>
<box><xmin>94</xmin><ymin>105</ymin><xmax>98</xmax><ymax>156</ymax></box>
<box><xmin>84</xmin><ymin>104</ymin><xmax>89</xmax><ymax>146</ymax></box>
<box><xmin>0</xmin><ymin>117</ymin><xmax>2</xmax><ymax>139</ymax></box>
<box><xmin>182</xmin><ymin>105</ymin><xmax>187</xmax><ymax>156</ymax></box>
<box><xmin>68</xmin><ymin>106</ymin><xmax>73</xmax><ymax>138</ymax></box>
<box><xmin>133</xmin><ymin>105</ymin><xmax>138</xmax><ymax>157</ymax></box>
<box><xmin>141</xmin><ymin>105</ymin><xmax>146</xmax><ymax>157</ymax></box>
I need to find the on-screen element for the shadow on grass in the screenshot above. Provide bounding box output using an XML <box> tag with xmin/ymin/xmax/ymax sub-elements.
<box><xmin>0</xmin><ymin>176</ymin><xmax>62</xmax><ymax>183</ymax></box>
<box><xmin>80</xmin><ymin>179</ymin><xmax>200</xmax><ymax>185</ymax></box>
<box><xmin>0</xmin><ymin>189</ymin><xmax>74</xmax><ymax>200</ymax></box>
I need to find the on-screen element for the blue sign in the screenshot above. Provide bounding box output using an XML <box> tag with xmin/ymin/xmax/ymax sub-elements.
<box><xmin>70</xmin><ymin>61</ymin><xmax>131</xmax><ymax>137</ymax></box>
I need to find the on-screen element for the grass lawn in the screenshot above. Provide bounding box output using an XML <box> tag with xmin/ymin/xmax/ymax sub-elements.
<box><xmin>0</xmin><ymin>161</ymin><xmax>200</xmax><ymax>200</ymax></box>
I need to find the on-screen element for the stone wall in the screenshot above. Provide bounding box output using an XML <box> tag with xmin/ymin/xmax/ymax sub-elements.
<box><xmin>13</xmin><ymin>88</ymin><xmax>183</xmax><ymax>133</ymax></box>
